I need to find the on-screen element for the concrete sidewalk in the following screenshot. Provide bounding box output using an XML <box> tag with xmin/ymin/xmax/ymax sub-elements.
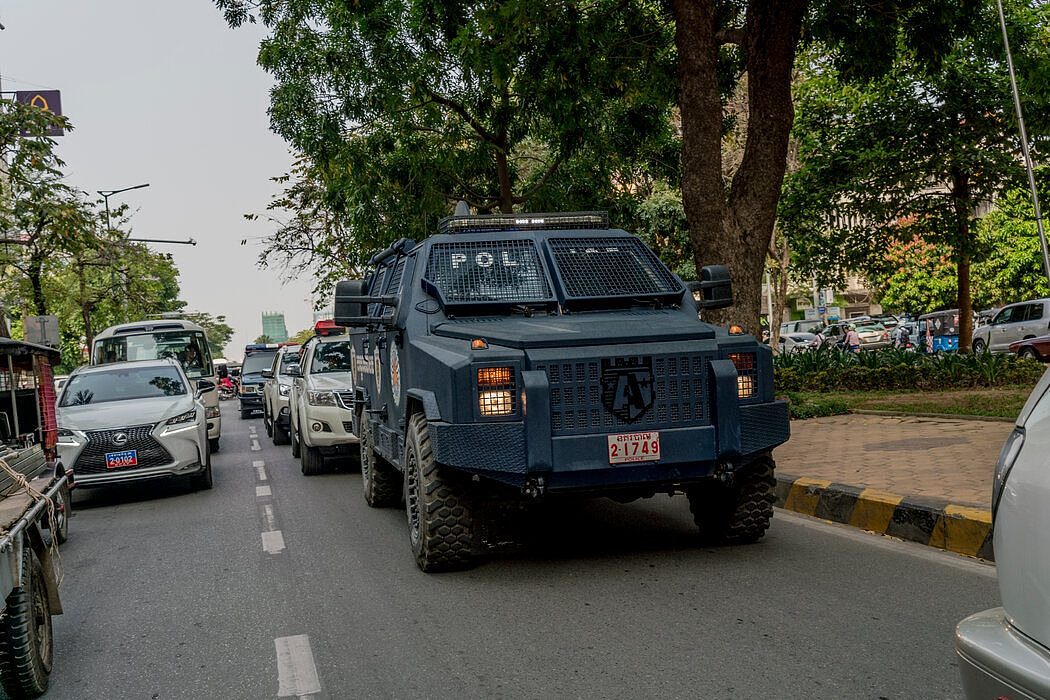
<box><xmin>772</xmin><ymin>414</ymin><xmax>1014</xmax><ymax>559</ymax></box>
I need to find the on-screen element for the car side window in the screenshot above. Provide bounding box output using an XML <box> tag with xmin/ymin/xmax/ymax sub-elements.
<box><xmin>994</xmin><ymin>307</ymin><xmax>1016</xmax><ymax>325</ymax></box>
<box><xmin>1027</xmin><ymin>303</ymin><xmax>1044</xmax><ymax>322</ymax></box>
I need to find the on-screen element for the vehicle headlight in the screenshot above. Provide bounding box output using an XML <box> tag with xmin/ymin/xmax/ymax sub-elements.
<box><xmin>279</xmin><ymin>384</ymin><xmax>291</xmax><ymax>397</ymax></box>
<box><xmin>205</xmin><ymin>406</ymin><xmax>221</xmax><ymax>419</ymax></box>
<box><xmin>993</xmin><ymin>427</ymin><xmax>1025</xmax><ymax>520</ymax></box>
<box><xmin>166</xmin><ymin>409</ymin><xmax>198</xmax><ymax>425</ymax></box>
<box><xmin>308</xmin><ymin>390</ymin><xmax>336</xmax><ymax>406</ymax></box>
<box><xmin>57</xmin><ymin>428</ymin><xmax>80</xmax><ymax>443</ymax></box>
<box><xmin>57</xmin><ymin>428</ymin><xmax>75</xmax><ymax>438</ymax></box>
<box><xmin>728</xmin><ymin>352</ymin><xmax>757</xmax><ymax>399</ymax></box>
<box><xmin>476</xmin><ymin>366</ymin><xmax>516</xmax><ymax>416</ymax></box>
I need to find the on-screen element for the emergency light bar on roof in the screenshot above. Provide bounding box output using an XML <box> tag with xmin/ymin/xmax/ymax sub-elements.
<box><xmin>437</xmin><ymin>211</ymin><xmax>609</xmax><ymax>234</ymax></box>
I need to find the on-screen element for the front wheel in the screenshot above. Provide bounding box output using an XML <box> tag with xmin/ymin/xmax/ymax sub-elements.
<box><xmin>686</xmin><ymin>455</ymin><xmax>776</xmax><ymax>545</ymax></box>
<box><xmin>972</xmin><ymin>338</ymin><xmax>987</xmax><ymax>354</ymax></box>
<box><xmin>208</xmin><ymin>437</ymin><xmax>220</xmax><ymax>453</ymax></box>
<box><xmin>404</xmin><ymin>413</ymin><xmax>477</xmax><ymax>572</ymax></box>
<box><xmin>290</xmin><ymin>416</ymin><xmax>302</xmax><ymax>458</ymax></box>
<box><xmin>1020</xmin><ymin>347</ymin><xmax>1041</xmax><ymax>362</ymax></box>
<box><xmin>359</xmin><ymin>409</ymin><xmax>400</xmax><ymax>507</ymax></box>
<box><xmin>240</xmin><ymin>409</ymin><xmax>251</xmax><ymax>420</ymax></box>
<box><xmin>263</xmin><ymin>405</ymin><xmax>273</xmax><ymax>437</ymax></box>
<box><xmin>0</xmin><ymin>546</ymin><xmax>53</xmax><ymax>698</ymax></box>
<box><xmin>301</xmin><ymin>445</ymin><xmax>325</xmax><ymax>476</ymax></box>
<box><xmin>192</xmin><ymin>443</ymin><xmax>213</xmax><ymax>490</ymax></box>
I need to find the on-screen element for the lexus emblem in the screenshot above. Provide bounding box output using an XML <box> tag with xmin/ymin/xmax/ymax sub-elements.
<box><xmin>112</xmin><ymin>432</ymin><xmax>129</xmax><ymax>447</ymax></box>
<box><xmin>601</xmin><ymin>359</ymin><xmax>655</xmax><ymax>422</ymax></box>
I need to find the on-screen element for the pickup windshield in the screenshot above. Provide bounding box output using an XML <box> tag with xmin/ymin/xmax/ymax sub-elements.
<box><xmin>311</xmin><ymin>342</ymin><xmax>353</xmax><ymax>373</ymax></box>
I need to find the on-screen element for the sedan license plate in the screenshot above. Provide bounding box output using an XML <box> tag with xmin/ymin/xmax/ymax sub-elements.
<box><xmin>105</xmin><ymin>450</ymin><xmax>138</xmax><ymax>469</ymax></box>
<box><xmin>607</xmin><ymin>431</ymin><xmax>660</xmax><ymax>464</ymax></box>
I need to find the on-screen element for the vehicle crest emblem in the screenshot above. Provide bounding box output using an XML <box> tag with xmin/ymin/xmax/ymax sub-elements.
<box><xmin>600</xmin><ymin>358</ymin><xmax>655</xmax><ymax>422</ymax></box>
<box><xmin>112</xmin><ymin>432</ymin><xmax>129</xmax><ymax>447</ymax></box>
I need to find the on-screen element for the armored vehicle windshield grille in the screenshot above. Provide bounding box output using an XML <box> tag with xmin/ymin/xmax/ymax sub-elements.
<box><xmin>548</xmin><ymin>237</ymin><xmax>682</xmax><ymax>299</ymax></box>
<box><xmin>536</xmin><ymin>353</ymin><xmax>709</xmax><ymax>436</ymax></box>
<box><xmin>425</xmin><ymin>240</ymin><xmax>553</xmax><ymax>304</ymax></box>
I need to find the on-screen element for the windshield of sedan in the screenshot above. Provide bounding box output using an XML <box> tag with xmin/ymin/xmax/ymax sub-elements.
<box><xmin>60</xmin><ymin>366</ymin><xmax>187</xmax><ymax>406</ymax></box>
<box><xmin>311</xmin><ymin>342</ymin><xmax>354</xmax><ymax>373</ymax></box>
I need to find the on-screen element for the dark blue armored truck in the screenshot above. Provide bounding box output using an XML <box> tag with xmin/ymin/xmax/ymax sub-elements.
<box><xmin>334</xmin><ymin>211</ymin><xmax>790</xmax><ymax>572</ymax></box>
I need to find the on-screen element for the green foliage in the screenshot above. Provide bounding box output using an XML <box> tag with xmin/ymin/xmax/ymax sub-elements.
<box><xmin>288</xmin><ymin>328</ymin><xmax>314</xmax><ymax>346</ymax></box>
<box><xmin>971</xmin><ymin>182</ymin><xmax>1050</xmax><ymax>306</ymax></box>
<box><xmin>775</xmin><ymin>347</ymin><xmax>1044</xmax><ymax>392</ymax></box>
<box><xmin>254</xmin><ymin>334</ymin><xmax>274</xmax><ymax>344</ymax></box>
<box><xmin>184</xmin><ymin>312</ymin><xmax>235</xmax><ymax>358</ymax></box>
<box><xmin>784</xmin><ymin>392</ymin><xmax>854</xmax><ymax>419</ymax></box>
<box><xmin>633</xmin><ymin>183</ymin><xmax>693</xmax><ymax>279</ymax></box>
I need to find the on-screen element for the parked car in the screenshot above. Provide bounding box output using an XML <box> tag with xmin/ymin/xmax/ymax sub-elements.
<box><xmin>821</xmin><ymin>321</ymin><xmax>892</xmax><ymax>350</ymax></box>
<box><xmin>56</xmin><ymin>360</ymin><xmax>214</xmax><ymax>489</ymax></box>
<box><xmin>288</xmin><ymin>333</ymin><xmax>358</xmax><ymax>475</ymax></box>
<box><xmin>779</xmin><ymin>319</ymin><xmax>823</xmax><ymax>335</ymax></box>
<box><xmin>53</xmin><ymin>374</ymin><xmax>69</xmax><ymax>394</ymax></box>
<box><xmin>778</xmin><ymin>332</ymin><xmax>819</xmax><ymax>353</ymax></box>
<box><xmin>972</xmin><ymin>298</ymin><xmax>1050</xmax><ymax>354</ymax></box>
<box><xmin>955</xmin><ymin>367</ymin><xmax>1050</xmax><ymax>698</ymax></box>
<box><xmin>262</xmin><ymin>344</ymin><xmax>302</xmax><ymax>445</ymax></box>
<box><xmin>1008</xmin><ymin>335</ymin><xmax>1050</xmax><ymax>362</ymax></box>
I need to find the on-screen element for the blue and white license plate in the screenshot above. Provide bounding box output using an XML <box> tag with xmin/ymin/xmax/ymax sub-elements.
<box><xmin>105</xmin><ymin>450</ymin><xmax>138</xmax><ymax>469</ymax></box>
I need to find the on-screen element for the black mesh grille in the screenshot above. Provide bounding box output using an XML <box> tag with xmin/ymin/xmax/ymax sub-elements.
<box><xmin>73</xmin><ymin>424</ymin><xmax>175</xmax><ymax>475</ymax></box>
<box><xmin>548</xmin><ymin>237</ymin><xmax>681</xmax><ymax>298</ymax></box>
<box><xmin>425</xmin><ymin>240</ymin><xmax>552</xmax><ymax>303</ymax></box>
<box><xmin>536</xmin><ymin>354</ymin><xmax>709</xmax><ymax>436</ymax></box>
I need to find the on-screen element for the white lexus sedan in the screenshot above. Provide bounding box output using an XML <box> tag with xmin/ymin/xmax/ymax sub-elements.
<box><xmin>57</xmin><ymin>360</ymin><xmax>214</xmax><ymax>490</ymax></box>
<box><xmin>955</xmin><ymin>367</ymin><xmax>1050</xmax><ymax>697</ymax></box>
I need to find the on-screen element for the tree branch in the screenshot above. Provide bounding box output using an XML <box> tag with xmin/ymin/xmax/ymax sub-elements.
<box><xmin>716</xmin><ymin>26</ymin><xmax>746</xmax><ymax>46</ymax></box>
<box><xmin>422</xmin><ymin>87</ymin><xmax>500</xmax><ymax>148</ymax></box>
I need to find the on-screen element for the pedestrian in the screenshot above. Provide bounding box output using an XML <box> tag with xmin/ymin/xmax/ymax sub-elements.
<box><xmin>812</xmin><ymin>327</ymin><xmax>826</xmax><ymax>349</ymax></box>
<box><xmin>845</xmin><ymin>324</ymin><xmax>862</xmax><ymax>353</ymax></box>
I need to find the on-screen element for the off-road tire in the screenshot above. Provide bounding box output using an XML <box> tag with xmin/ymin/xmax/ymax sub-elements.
<box><xmin>404</xmin><ymin>413</ymin><xmax>477</xmax><ymax>572</ymax></box>
<box><xmin>359</xmin><ymin>409</ymin><xmax>400</xmax><ymax>508</ymax></box>
<box><xmin>301</xmin><ymin>445</ymin><xmax>325</xmax><ymax>476</ymax></box>
<box><xmin>49</xmin><ymin>484</ymin><xmax>70</xmax><ymax>545</ymax></box>
<box><xmin>972</xmin><ymin>338</ymin><xmax>987</xmax><ymax>354</ymax></box>
<box><xmin>0</xmin><ymin>547</ymin><xmax>53</xmax><ymax>698</ymax></box>
<box><xmin>687</xmin><ymin>455</ymin><xmax>776</xmax><ymax>545</ymax></box>
<box><xmin>1020</xmin><ymin>347</ymin><xmax>1041</xmax><ymax>361</ymax></box>
<box><xmin>192</xmin><ymin>444</ymin><xmax>214</xmax><ymax>490</ymax></box>
<box><xmin>290</xmin><ymin>416</ymin><xmax>302</xmax><ymax>459</ymax></box>
<box><xmin>208</xmin><ymin>437</ymin><xmax>220</xmax><ymax>453</ymax></box>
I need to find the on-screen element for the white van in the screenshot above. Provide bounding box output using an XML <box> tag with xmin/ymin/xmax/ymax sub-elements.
<box><xmin>92</xmin><ymin>319</ymin><xmax>223</xmax><ymax>451</ymax></box>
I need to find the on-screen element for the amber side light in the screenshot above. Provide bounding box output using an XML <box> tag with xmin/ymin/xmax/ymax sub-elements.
<box><xmin>477</xmin><ymin>367</ymin><xmax>513</xmax><ymax>386</ymax></box>
<box><xmin>471</xmin><ymin>338</ymin><xmax>488</xmax><ymax>350</ymax></box>
<box><xmin>728</xmin><ymin>324</ymin><xmax>745</xmax><ymax>335</ymax></box>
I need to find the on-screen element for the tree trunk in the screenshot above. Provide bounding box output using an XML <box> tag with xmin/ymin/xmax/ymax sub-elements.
<box><xmin>78</xmin><ymin>263</ymin><xmax>95</xmax><ymax>351</ymax></box>
<box><xmin>29</xmin><ymin>257</ymin><xmax>47</xmax><ymax>316</ymax></box>
<box><xmin>495</xmin><ymin>148</ymin><xmax>513</xmax><ymax>214</ymax></box>
<box><xmin>952</xmin><ymin>168</ymin><xmax>974</xmax><ymax>353</ymax></box>
<box><xmin>675</xmin><ymin>0</ymin><xmax>807</xmax><ymax>335</ymax></box>
<box><xmin>769</xmin><ymin>233</ymin><xmax>791</xmax><ymax>348</ymax></box>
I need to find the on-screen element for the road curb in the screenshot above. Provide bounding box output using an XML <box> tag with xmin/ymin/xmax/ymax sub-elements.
<box><xmin>849</xmin><ymin>409</ymin><xmax>1015</xmax><ymax>423</ymax></box>
<box><xmin>775</xmin><ymin>473</ymin><xmax>994</xmax><ymax>560</ymax></box>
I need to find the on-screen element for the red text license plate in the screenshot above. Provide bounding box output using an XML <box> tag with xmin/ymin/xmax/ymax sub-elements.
<box><xmin>105</xmin><ymin>450</ymin><xmax>138</xmax><ymax>469</ymax></box>
<box><xmin>607</xmin><ymin>431</ymin><xmax>660</xmax><ymax>464</ymax></box>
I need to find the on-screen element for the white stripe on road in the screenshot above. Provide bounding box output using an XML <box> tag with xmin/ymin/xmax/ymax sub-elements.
<box><xmin>275</xmin><ymin>635</ymin><xmax>322</xmax><ymax>698</ymax></box>
<box><xmin>261</xmin><ymin>530</ymin><xmax>285</xmax><ymax>554</ymax></box>
<box><xmin>253</xmin><ymin>460</ymin><xmax>265</xmax><ymax>467</ymax></box>
<box><xmin>256</xmin><ymin>485</ymin><xmax>272</xmax><ymax>498</ymax></box>
<box><xmin>264</xmin><ymin>504</ymin><xmax>277</xmax><ymax>531</ymax></box>
<box><xmin>257</xmin><ymin>466</ymin><xmax>268</xmax><ymax>481</ymax></box>
<box><xmin>251</xmin><ymin>439</ymin><xmax>261</xmax><ymax>451</ymax></box>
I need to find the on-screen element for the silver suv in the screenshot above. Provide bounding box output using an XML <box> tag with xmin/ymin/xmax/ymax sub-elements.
<box><xmin>972</xmin><ymin>298</ymin><xmax>1050</xmax><ymax>353</ymax></box>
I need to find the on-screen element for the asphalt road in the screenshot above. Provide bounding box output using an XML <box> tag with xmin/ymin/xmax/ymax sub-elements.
<box><xmin>36</xmin><ymin>403</ymin><xmax>998</xmax><ymax>699</ymax></box>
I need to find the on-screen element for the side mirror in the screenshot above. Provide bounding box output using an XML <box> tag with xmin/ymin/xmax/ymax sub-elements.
<box><xmin>285</xmin><ymin>365</ymin><xmax>302</xmax><ymax>378</ymax></box>
<box><xmin>261</xmin><ymin>369</ymin><xmax>274</xmax><ymax>379</ymax></box>
<box><xmin>196</xmin><ymin>379</ymin><xmax>215</xmax><ymax>396</ymax></box>
<box><xmin>689</xmin><ymin>265</ymin><xmax>733</xmax><ymax>310</ymax></box>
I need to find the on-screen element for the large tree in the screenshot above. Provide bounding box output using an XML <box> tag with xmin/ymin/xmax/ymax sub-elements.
<box><xmin>781</xmin><ymin>1</ymin><xmax>1049</xmax><ymax>350</ymax></box>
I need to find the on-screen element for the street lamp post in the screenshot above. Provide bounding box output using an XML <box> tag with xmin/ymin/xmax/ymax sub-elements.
<box><xmin>97</xmin><ymin>183</ymin><xmax>149</xmax><ymax>234</ymax></box>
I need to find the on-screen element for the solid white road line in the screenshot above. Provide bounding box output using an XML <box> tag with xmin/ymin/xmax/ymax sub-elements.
<box><xmin>261</xmin><ymin>530</ymin><xmax>285</xmax><ymax>554</ymax></box>
<box><xmin>256</xmin><ymin>485</ymin><xmax>272</xmax><ymax>498</ymax></box>
<box><xmin>275</xmin><ymin>635</ymin><xmax>322</xmax><ymax>698</ymax></box>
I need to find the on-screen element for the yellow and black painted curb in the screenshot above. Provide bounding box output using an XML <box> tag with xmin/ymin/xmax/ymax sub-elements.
<box><xmin>775</xmin><ymin>474</ymin><xmax>994</xmax><ymax>560</ymax></box>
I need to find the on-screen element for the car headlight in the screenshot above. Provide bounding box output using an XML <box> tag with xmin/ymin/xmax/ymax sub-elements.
<box><xmin>308</xmin><ymin>390</ymin><xmax>336</xmax><ymax>406</ymax></box>
<box><xmin>57</xmin><ymin>428</ymin><xmax>75</xmax><ymax>438</ymax></box>
<box><xmin>205</xmin><ymin>406</ymin><xmax>221</xmax><ymax>419</ymax></box>
<box><xmin>992</xmin><ymin>427</ymin><xmax>1025</xmax><ymax>520</ymax></box>
<box><xmin>279</xmin><ymin>384</ymin><xmax>291</xmax><ymax>397</ymax></box>
<box><xmin>476</xmin><ymin>366</ymin><xmax>516</xmax><ymax>416</ymax></box>
<box><xmin>166</xmin><ymin>409</ymin><xmax>198</xmax><ymax>425</ymax></box>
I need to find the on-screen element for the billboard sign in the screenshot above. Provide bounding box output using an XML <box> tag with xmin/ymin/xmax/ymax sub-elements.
<box><xmin>15</xmin><ymin>90</ymin><xmax>63</xmax><ymax>136</ymax></box>
<box><xmin>23</xmin><ymin>315</ymin><xmax>60</xmax><ymax>347</ymax></box>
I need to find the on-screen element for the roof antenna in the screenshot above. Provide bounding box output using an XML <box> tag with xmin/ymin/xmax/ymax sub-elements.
<box><xmin>454</xmin><ymin>200</ymin><xmax>470</xmax><ymax>216</ymax></box>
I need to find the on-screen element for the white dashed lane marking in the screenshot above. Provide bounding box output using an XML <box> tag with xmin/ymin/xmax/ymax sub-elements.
<box><xmin>261</xmin><ymin>530</ymin><xmax>286</xmax><ymax>554</ymax></box>
<box><xmin>256</xmin><ymin>485</ymin><xmax>272</xmax><ymax>498</ymax></box>
<box><xmin>251</xmin><ymin>439</ymin><xmax>261</xmax><ymax>451</ymax></box>
<box><xmin>275</xmin><ymin>634</ymin><xmax>322</xmax><ymax>698</ymax></box>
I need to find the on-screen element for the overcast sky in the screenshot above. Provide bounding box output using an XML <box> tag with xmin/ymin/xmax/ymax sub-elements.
<box><xmin>1</xmin><ymin>0</ymin><xmax>318</xmax><ymax>357</ymax></box>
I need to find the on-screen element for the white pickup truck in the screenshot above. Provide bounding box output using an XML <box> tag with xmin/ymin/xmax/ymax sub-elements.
<box><xmin>288</xmin><ymin>333</ymin><xmax>359</xmax><ymax>475</ymax></box>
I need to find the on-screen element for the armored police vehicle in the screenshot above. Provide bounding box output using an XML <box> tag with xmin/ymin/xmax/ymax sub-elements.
<box><xmin>335</xmin><ymin>211</ymin><xmax>789</xmax><ymax>572</ymax></box>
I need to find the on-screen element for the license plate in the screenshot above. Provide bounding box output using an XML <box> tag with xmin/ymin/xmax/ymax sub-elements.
<box><xmin>105</xmin><ymin>450</ymin><xmax>138</xmax><ymax>469</ymax></box>
<box><xmin>607</xmin><ymin>431</ymin><xmax>660</xmax><ymax>464</ymax></box>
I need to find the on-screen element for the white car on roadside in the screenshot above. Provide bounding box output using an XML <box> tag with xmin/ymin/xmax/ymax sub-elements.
<box><xmin>262</xmin><ymin>344</ymin><xmax>301</xmax><ymax>446</ymax></box>
<box><xmin>56</xmin><ymin>360</ymin><xmax>214</xmax><ymax>489</ymax></box>
<box><xmin>288</xmin><ymin>334</ymin><xmax>358</xmax><ymax>475</ymax></box>
<box><xmin>955</xmin><ymin>367</ymin><xmax>1050</xmax><ymax>698</ymax></box>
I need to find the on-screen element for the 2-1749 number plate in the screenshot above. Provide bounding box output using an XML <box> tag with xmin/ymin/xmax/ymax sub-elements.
<box><xmin>607</xmin><ymin>431</ymin><xmax>660</xmax><ymax>464</ymax></box>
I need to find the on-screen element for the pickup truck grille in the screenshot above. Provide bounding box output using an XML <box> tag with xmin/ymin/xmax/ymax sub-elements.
<box><xmin>73</xmin><ymin>424</ymin><xmax>174</xmax><ymax>475</ymax></box>
<box><xmin>536</xmin><ymin>354</ymin><xmax>710</xmax><ymax>436</ymax></box>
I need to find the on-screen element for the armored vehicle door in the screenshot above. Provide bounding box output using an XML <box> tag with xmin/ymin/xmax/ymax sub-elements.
<box><xmin>363</xmin><ymin>253</ymin><xmax>411</xmax><ymax>433</ymax></box>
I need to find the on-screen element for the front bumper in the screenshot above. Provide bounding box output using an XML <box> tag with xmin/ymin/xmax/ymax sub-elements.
<box><xmin>301</xmin><ymin>404</ymin><xmax>359</xmax><ymax>450</ymax></box>
<box><xmin>58</xmin><ymin>422</ymin><xmax>207</xmax><ymax>488</ymax></box>
<box><xmin>425</xmin><ymin>401</ymin><xmax>790</xmax><ymax>491</ymax></box>
<box><xmin>273</xmin><ymin>395</ymin><xmax>291</xmax><ymax>427</ymax></box>
<box><xmin>956</xmin><ymin>608</ymin><xmax>1050</xmax><ymax>699</ymax></box>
